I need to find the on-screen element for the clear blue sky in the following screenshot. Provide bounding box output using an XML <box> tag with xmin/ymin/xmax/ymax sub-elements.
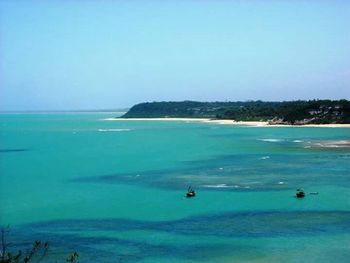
<box><xmin>0</xmin><ymin>0</ymin><xmax>349</xmax><ymax>111</ymax></box>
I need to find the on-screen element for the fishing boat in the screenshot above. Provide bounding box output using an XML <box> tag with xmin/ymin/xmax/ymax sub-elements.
<box><xmin>296</xmin><ymin>188</ymin><xmax>305</xmax><ymax>198</ymax></box>
<box><xmin>186</xmin><ymin>186</ymin><xmax>196</xmax><ymax>198</ymax></box>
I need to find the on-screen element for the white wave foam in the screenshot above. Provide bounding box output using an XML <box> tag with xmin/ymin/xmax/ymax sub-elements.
<box><xmin>98</xmin><ymin>128</ymin><xmax>131</xmax><ymax>132</ymax></box>
<box><xmin>314</xmin><ymin>141</ymin><xmax>350</xmax><ymax>148</ymax></box>
<box><xmin>201</xmin><ymin>184</ymin><xmax>235</xmax><ymax>188</ymax></box>
<box><xmin>259</xmin><ymin>156</ymin><xmax>270</xmax><ymax>160</ymax></box>
<box><xmin>292</xmin><ymin>140</ymin><xmax>303</xmax><ymax>143</ymax></box>
<box><xmin>305</xmin><ymin>140</ymin><xmax>350</xmax><ymax>148</ymax></box>
<box><xmin>258</xmin><ymin>139</ymin><xmax>284</xmax><ymax>142</ymax></box>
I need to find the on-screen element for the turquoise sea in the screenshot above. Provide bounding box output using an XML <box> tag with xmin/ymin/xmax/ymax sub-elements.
<box><xmin>1</xmin><ymin>113</ymin><xmax>350</xmax><ymax>262</ymax></box>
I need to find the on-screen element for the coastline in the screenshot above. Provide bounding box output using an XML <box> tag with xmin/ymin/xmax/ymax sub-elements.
<box><xmin>103</xmin><ymin>118</ymin><xmax>350</xmax><ymax>128</ymax></box>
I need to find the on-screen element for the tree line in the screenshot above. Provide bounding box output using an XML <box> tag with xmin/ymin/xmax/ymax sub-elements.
<box><xmin>122</xmin><ymin>100</ymin><xmax>350</xmax><ymax>124</ymax></box>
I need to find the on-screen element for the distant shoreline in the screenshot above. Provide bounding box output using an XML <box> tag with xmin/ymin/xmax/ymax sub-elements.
<box><xmin>104</xmin><ymin>118</ymin><xmax>350</xmax><ymax>128</ymax></box>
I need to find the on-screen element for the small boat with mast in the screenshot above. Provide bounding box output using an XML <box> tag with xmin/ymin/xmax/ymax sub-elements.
<box><xmin>296</xmin><ymin>188</ymin><xmax>305</xmax><ymax>198</ymax></box>
<box><xmin>186</xmin><ymin>186</ymin><xmax>196</xmax><ymax>198</ymax></box>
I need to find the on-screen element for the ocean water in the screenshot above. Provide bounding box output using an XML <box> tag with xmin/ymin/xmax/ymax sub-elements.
<box><xmin>1</xmin><ymin>113</ymin><xmax>350</xmax><ymax>262</ymax></box>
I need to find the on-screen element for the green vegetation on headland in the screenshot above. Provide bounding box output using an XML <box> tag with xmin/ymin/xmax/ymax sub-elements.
<box><xmin>121</xmin><ymin>100</ymin><xmax>350</xmax><ymax>124</ymax></box>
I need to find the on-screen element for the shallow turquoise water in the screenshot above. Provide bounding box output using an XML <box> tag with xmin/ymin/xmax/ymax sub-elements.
<box><xmin>1</xmin><ymin>113</ymin><xmax>350</xmax><ymax>262</ymax></box>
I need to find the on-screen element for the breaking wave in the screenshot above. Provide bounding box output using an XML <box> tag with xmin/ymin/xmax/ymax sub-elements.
<box><xmin>98</xmin><ymin>128</ymin><xmax>132</xmax><ymax>132</ymax></box>
<box><xmin>201</xmin><ymin>184</ymin><xmax>237</xmax><ymax>188</ymax></box>
<box><xmin>258</xmin><ymin>139</ymin><xmax>284</xmax><ymax>142</ymax></box>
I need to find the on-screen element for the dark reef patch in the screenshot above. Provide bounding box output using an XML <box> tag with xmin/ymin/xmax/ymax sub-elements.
<box><xmin>25</xmin><ymin>210</ymin><xmax>350</xmax><ymax>238</ymax></box>
<box><xmin>0</xmin><ymin>148</ymin><xmax>29</xmax><ymax>153</ymax></box>
<box><xmin>10</xmin><ymin>227</ymin><xmax>256</xmax><ymax>262</ymax></box>
<box><xmin>9</xmin><ymin>210</ymin><xmax>350</xmax><ymax>262</ymax></box>
<box><xmin>72</xmin><ymin>153</ymin><xmax>350</xmax><ymax>191</ymax></box>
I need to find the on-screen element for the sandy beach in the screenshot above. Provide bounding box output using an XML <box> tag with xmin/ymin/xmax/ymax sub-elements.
<box><xmin>104</xmin><ymin>118</ymin><xmax>350</xmax><ymax>127</ymax></box>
